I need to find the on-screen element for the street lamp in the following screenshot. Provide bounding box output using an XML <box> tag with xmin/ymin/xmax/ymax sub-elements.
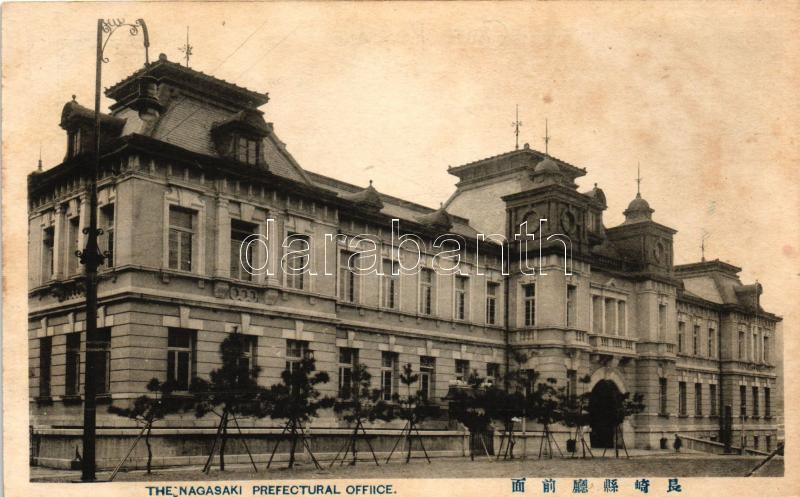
<box><xmin>77</xmin><ymin>17</ymin><xmax>158</xmax><ymax>482</ymax></box>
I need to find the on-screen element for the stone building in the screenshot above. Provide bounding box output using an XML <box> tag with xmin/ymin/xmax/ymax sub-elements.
<box><xmin>28</xmin><ymin>54</ymin><xmax>782</xmax><ymax>468</ymax></box>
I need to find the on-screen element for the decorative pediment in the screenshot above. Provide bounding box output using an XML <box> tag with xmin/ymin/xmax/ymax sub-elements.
<box><xmin>341</xmin><ymin>180</ymin><xmax>384</xmax><ymax>211</ymax></box>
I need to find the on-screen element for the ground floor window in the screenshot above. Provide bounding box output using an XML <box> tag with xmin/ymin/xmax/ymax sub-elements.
<box><xmin>87</xmin><ymin>328</ymin><xmax>111</xmax><ymax>396</ymax></box>
<box><xmin>167</xmin><ymin>329</ymin><xmax>195</xmax><ymax>391</ymax></box>
<box><xmin>65</xmin><ymin>333</ymin><xmax>81</xmax><ymax>397</ymax></box>
<box><xmin>419</xmin><ymin>356</ymin><xmax>435</xmax><ymax>400</ymax></box>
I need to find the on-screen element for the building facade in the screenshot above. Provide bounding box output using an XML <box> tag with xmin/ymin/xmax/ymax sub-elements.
<box><xmin>28</xmin><ymin>54</ymin><xmax>782</xmax><ymax>468</ymax></box>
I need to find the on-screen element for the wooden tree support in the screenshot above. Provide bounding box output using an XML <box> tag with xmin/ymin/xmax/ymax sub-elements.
<box><xmin>329</xmin><ymin>419</ymin><xmax>380</xmax><ymax>467</ymax></box>
<box><xmin>108</xmin><ymin>421</ymin><xmax>150</xmax><ymax>481</ymax></box>
<box><xmin>570</xmin><ymin>426</ymin><xmax>594</xmax><ymax>459</ymax></box>
<box><xmin>601</xmin><ymin>424</ymin><xmax>629</xmax><ymax>459</ymax></box>
<box><xmin>496</xmin><ymin>424</ymin><xmax>516</xmax><ymax>460</ymax></box>
<box><xmin>266</xmin><ymin>418</ymin><xmax>323</xmax><ymax>470</ymax></box>
<box><xmin>536</xmin><ymin>424</ymin><xmax>563</xmax><ymax>459</ymax></box>
<box><xmin>201</xmin><ymin>410</ymin><xmax>259</xmax><ymax>473</ymax></box>
<box><xmin>385</xmin><ymin>420</ymin><xmax>431</xmax><ymax>464</ymax></box>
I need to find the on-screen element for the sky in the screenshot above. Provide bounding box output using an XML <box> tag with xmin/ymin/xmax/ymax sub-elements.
<box><xmin>3</xmin><ymin>2</ymin><xmax>799</xmax><ymax>330</ymax></box>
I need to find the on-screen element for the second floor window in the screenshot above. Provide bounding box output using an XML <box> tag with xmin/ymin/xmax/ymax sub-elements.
<box><xmin>42</xmin><ymin>226</ymin><xmax>54</xmax><ymax>280</ymax></box>
<box><xmin>382</xmin><ymin>260</ymin><xmax>398</xmax><ymax>309</ymax></box>
<box><xmin>765</xmin><ymin>387</ymin><xmax>771</xmax><ymax>417</ymax></box>
<box><xmin>763</xmin><ymin>336</ymin><xmax>769</xmax><ymax>363</ymax></box>
<box><xmin>486</xmin><ymin>282</ymin><xmax>499</xmax><ymax>325</ymax></box>
<box><xmin>100</xmin><ymin>204</ymin><xmax>115</xmax><ymax>268</ymax></box>
<box><xmin>523</xmin><ymin>284</ymin><xmax>536</xmax><ymax>327</ymax></box>
<box><xmin>566</xmin><ymin>285</ymin><xmax>577</xmax><ymax>327</ymax></box>
<box><xmin>230</xmin><ymin>219</ymin><xmax>257</xmax><ymax>281</ymax></box>
<box><xmin>168</xmin><ymin>206</ymin><xmax>195</xmax><ymax>272</ymax></box>
<box><xmin>692</xmin><ymin>325</ymin><xmax>700</xmax><ymax>355</ymax></box>
<box><xmin>707</xmin><ymin>327</ymin><xmax>715</xmax><ymax>358</ymax></box>
<box><xmin>455</xmin><ymin>276</ymin><xmax>468</xmax><ymax>320</ymax></box>
<box><xmin>419</xmin><ymin>268</ymin><xmax>434</xmax><ymax>315</ymax></box>
<box><xmin>285</xmin><ymin>233</ymin><xmax>310</xmax><ymax>290</ymax></box>
<box><xmin>339</xmin><ymin>251</ymin><xmax>358</xmax><ymax>303</ymax></box>
<box><xmin>738</xmin><ymin>329</ymin><xmax>745</xmax><ymax>359</ymax></box>
<box><xmin>659</xmin><ymin>378</ymin><xmax>668</xmax><ymax>415</ymax></box>
<box><xmin>678</xmin><ymin>321</ymin><xmax>685</xmax><ymax>353</ymax></box>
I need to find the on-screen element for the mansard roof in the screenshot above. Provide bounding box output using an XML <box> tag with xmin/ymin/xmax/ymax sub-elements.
<box><xmin>447</xmin><ymin>145</ymin><xmax>587</xmax><ymax>186</ymax></box>
<box><xmin>106</xmin><ymin>53</ymin><xmax>269</xmax><ymax>109</ymax></box>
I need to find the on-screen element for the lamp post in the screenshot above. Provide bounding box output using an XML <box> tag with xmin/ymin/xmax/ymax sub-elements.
<box><xmin>77</xmin><ymin>17</ymin><xmax>151</xmax><ymax>482</ymax></box>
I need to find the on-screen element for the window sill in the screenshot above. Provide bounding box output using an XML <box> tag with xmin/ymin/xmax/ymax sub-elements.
<box><xmin>658</xmin><ymin>413</ymin><xmax>670</xmax><ymax>418</ymax></box>
<box><xmin>62</xmin><ymin>395</ymin><xmax>83</xmax><ymax>405</ymax></box>
<box><xmin>694</xmin><ymin>415</ymin><xmax>704</xmax><ymax>419</ymax></box>
<box><xmin>678</xmin><ymin>414</ymin><xmax>689</xmax><ymax>418</ymax></box>
<box><xmin>35</xmin><ymin>396</ymin><xmax>53</xmax><ymax>406</ymax></box>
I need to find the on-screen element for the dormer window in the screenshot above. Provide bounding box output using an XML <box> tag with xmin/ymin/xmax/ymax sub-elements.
<box><xmin>235</xmin><ymin>135</ymin><xmax>260</xmax><ymax>165</ymax></box>
<box><xmin>69</xmin><ymin>129</ymin><xmax>82</xmax><ymax>157</ymax></box>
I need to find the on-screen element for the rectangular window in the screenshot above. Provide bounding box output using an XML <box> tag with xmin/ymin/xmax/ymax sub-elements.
<box><xmin>419</xmin><ymin>356</ymin><xmax>435</xmax><ymax>400</ymax></box>
<box><xmin>285</xmin><ymin>233</ymin><xmax>309</xmax><ymax>290</ymax></box>
<box><xmin>678</xmin><ymin>321</ymin><xmax>685</xmax><ymax>353</ymax></box>
<box><xmin>168</xmin><ymin>206</ymin><xmax>194</xmax><ymax>272</ymax></box>
<box><xmin>455</xmin><ymin>276</ymin><xmax>468</xmax><ymax>320</ymax></box>
<box><xmin>38</xmin><ymin>337</ymin><xmax>52</xmax><ymax>398</ymax></box>
<box><xmin>43</xmin><ymin>226</ymin><xmax>55</xmax><ymax>280</ymax></box>
<box><xmin>486</xmin><ymin>282</ymin><xmax>499</xmax><ymax>325</ymax></box>
<box><xmin>592</xmin><ymin>296</ymin><xmax>602</xmax><ymax>333</ymax></box>
<box><xmin>87</xmin><ymin>328</ymin><xmax>111</xmax><ymax>396</ymax></box>
<box><xmin>167</xmin><ymin>329</ymin><xmax>195</xmax><ymax>391</ymax></box>
<box><xmin>708</xmin><ymin>327</ymin><xmax>715</xmax><ymax>358</ymax></box>
<box><xmin>419</xmin><ymin>268</ymin><xmax>434</xmax><ymax>315</ymax></box>
<box><xmin>695</xmin><ymin>383</ymin><xmax>702</xmax><ymax>416</ymax></box>
<box><xmin>710</xmin><ymin>384</ymin><xmax>718</xmax><ymax>416</ymax></box>
<box><xmin>739</xmin><ymin>328</ymin><xmax>746</xmax><ymax>359</ymax></box>
<box><xmin>455</xmin><ymin>359</ymin><xmax>470</xmax><ymax>384</ymax></box>
<box><xmin>659</xmin><ymin>378</ymin><xmax>668</xmax><ymax>415</ymax></box>
<box><xmin>753</xmin><ymin>386</ymin><xmax>759</xmax><ymax>418</ymax></box>
<box><xmin>285</xmin><ymin>340</ymin><xmax>309</xmax><ymax>373</ymax></box>
<box><xmin>617</xmin><ymin>300</ymin><xmax>626</xmax><ymax>336</ymax></box>
<box><xmin>101</xmin><ymin>204</ymin><xmax>115</xmax><ymax>268</ymax></box>
<box><xmin>236</xmin><ymin>136</ymin><xmax>259</xmax><ymax>165</ymax></box>
<box><xmin>486</xmin><ymin>363</ymin><xmax>501</xmax><ymax>386</ymax></box>
<box><xmin>678</xmin><ymin>381</ymin><xmax>687</xmax><ymax>416</ymax></box>
<box><xmin>382</xmin><ymin>260</ymin><xmax>398</xmax><ymax>309</ymax></box>
<box><xmin>381</xmin><ymin>352</ymin><xmax>397</xmax><ymax>401</ymax></box>
<box><xmin>658</xmin><ymin>304</ymin><xmax>667</xmax><ymax>338</ymax></box>
<box><xmin>523</xmin><ymin>284</ymin><xmax>536</xmax><ymax>327</ymax></box>
<box><xmin>566</xmin><ymin>284</ymin><xmax>577</xmax><ymax>328</ymax></box>
<box><xmin>338</xmin><ymin>250</ymin><xmax>358</xmax><ymax>303</ymax></box>
<box><xmin>740</xmin><ymin>385</ymin><xmax>747</xmax><ymax>418</ymax></box>
<box><xmin>65</xmin><ymin>333</ymin><xmax>81</xmax><ymax>397</ymax></box>
<box><xmin>766</xmin><ymin>435</ymin><xmax>772</xmax><ymax>451</ymax></box>
<box><xmin>753</xmin><ymin>436</ymin><xmax>759</xmax><ymax>450</ymax></box>
<box><xmin>239</xmin><ymin>335</ymin><xmax>257</xmax><ymax>374</ymax></box>
<box><xmin>693</xmin><ymin>324</ymin><xmax>700</xmax><ymax>356</ymax></box>
<box><xmin>338</xmin><ymin>348</ymin><xmax>358</xmax><ymax>400</ymax></box>
<box><xmin>604</xmin><ymin>298</ymin><xmax>616</xmax><ymax>335</ymax></box>
<box><xmin>763</xmin><ymin>336</ymin><xmax>769</xmax><ymax>363</ymax></box>
<box><xmin>68</xmin><ymin>217</ymin><xmax>80</xmax><ymax>275</ymax></box>
<box><xmin>69</xmin><ymin>129</ymin><xmax>82</xmax><ymax>156</ymax></box>
<box><xmin>230</xmin><ymin>219</ymin><xmax>257</xmax><ymax>281</ymax></box>
<box><xmin>765</xmin><ymin>387</ymin><xmax>771</xmax><ymax>418</ymax></box>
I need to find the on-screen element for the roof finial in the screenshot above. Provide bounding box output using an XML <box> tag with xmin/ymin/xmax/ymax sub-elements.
<box><xmin>178</xmin><ymin>26</ymin><xmax>193</xmax><ymax>68</ymax></box>
<box><xmin>71</xmin><ymin>94</ymin><xmax>76</xmax><ymax>102</ymax></box>
<box><xmin>369</xmin><ymin>179</ymin><xmax>373</xmax><ymax>187</ymax></box>
<box><xmin>512</xmin><ymin>104</ymin><xmax>522</xmax><ymax>151</ymax></box>
<box><xmin>37</xmin><ymin>144</ymin><xmax>43</xmax><ymax>172</ymax></box>
<box><xmin>635</xmin><ymin>161</ymin><xmax>643</xmax><ymax>197</ymax></box>
<box><xmin>543</xmin><ymin>118</ymin><xmax>551</xmax><ymax>155</ymax></box>
<box><xmin>701</xmin><ymin>229</ymin><xmax>710</xmax><ymax>262</ymax></box>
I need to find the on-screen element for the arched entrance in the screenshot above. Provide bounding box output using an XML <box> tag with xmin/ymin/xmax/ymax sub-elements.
<box><xmin>588</xmin><ymin>379</ymin><xmax>622</xmax><ymax>448</ymax></box>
